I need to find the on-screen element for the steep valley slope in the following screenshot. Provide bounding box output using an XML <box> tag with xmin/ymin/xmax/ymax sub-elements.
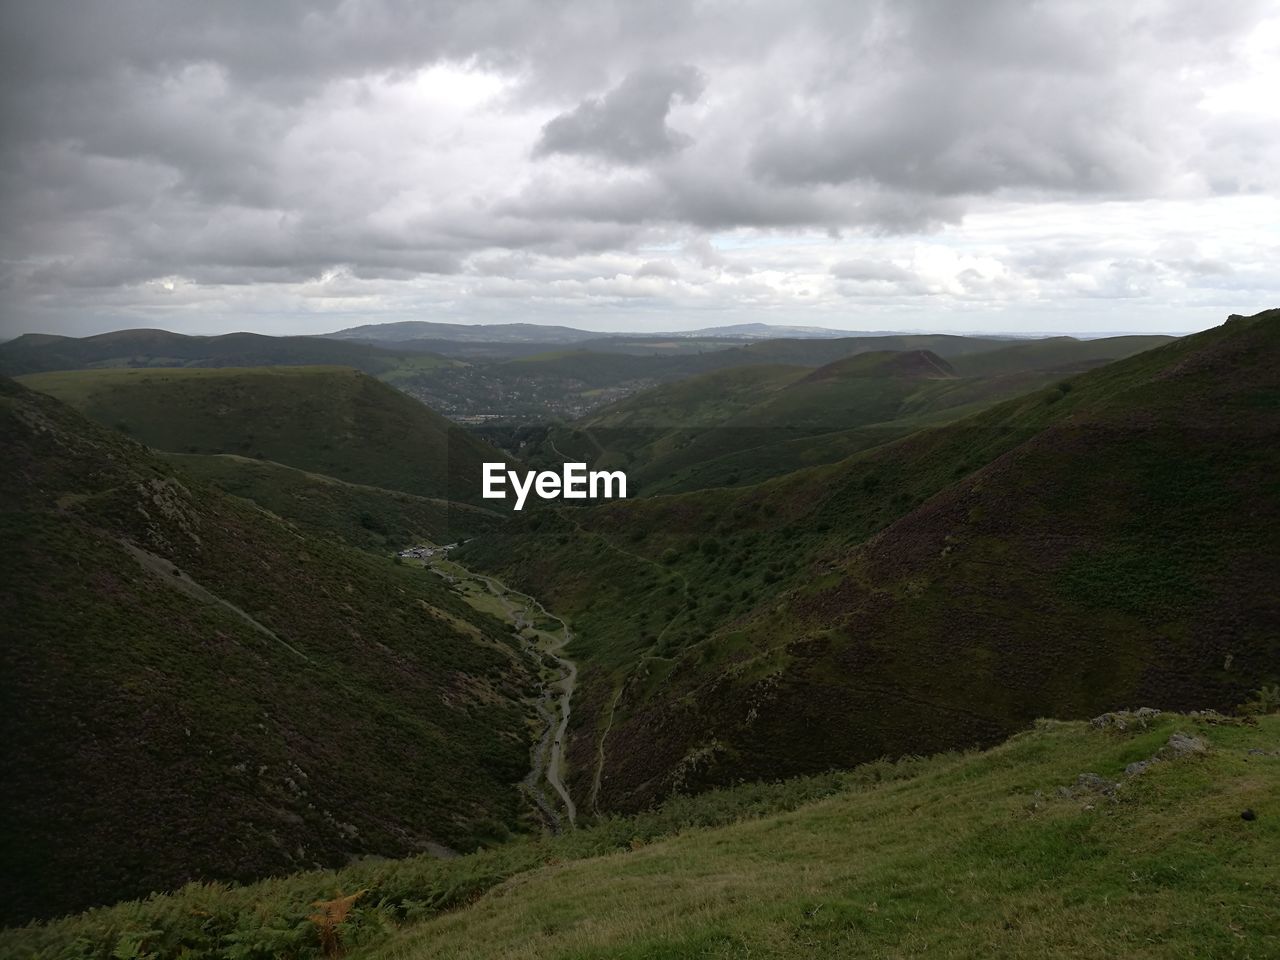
<box><xmin>15</xmin><ymin>366</ymin><xmax>503</xmax><ymax>505</ymax></box>
<box><xmin>541</xmin><ymin>337</ymin><xmax>1174</xmax><ymax>495</ymax></box>
<box><xmin>0</xmin><ymin>378</ymin><xmax>536</xmax><ymax>924</ymax></box>
<box><xmin>460</xmin><ymin>310</ymin><xmax>1280</xmax><ymax>814</ymax></box>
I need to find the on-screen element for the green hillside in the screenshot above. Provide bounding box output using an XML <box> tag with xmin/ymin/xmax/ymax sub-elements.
<box><xmin>4</xmin><ymin>712</ymin><xmax>1276</xmax><ymax>958</ymax></box>
<box><xmin>547</xmin><ymin>348</ymin><xmax>1080</xmax><ymax>495</ymax></box>
<box><xmin>734</xmin><ymin>334</ymin><xmax>1009</xmax><ymax>366</ymax></box>
<box><xmin>163</xmin><ymin>453</ymin><xmax>504</xmax><ymax>550</ymax></box>
<box><xmin>17</xmin><ymin>366</ymin><xmax>505</xmax><ymax>504</ymax></box>
<box><xmin>0</xmin><ymin>329</ymin><xmax>457</xmax><ymax>378</ymax></box>
<box><xmin>0</xmin><ymin>378</ymin><xmax>536</xmax><ymax>924</ymax></box>
<box><xmin>948</xmin><ymin>334</ymin><xmax>1176</xmax><ymax>377</ymax></box>
<box><xmin>460</xmin><ymin>310</ymin><xmax>1280</xmax><ymax>814</ymax></box>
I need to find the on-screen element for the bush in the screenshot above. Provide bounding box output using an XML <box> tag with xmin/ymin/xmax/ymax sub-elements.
<box><xmin>1239</xmin><ymin>684</ymin><xmax>1280</xmax><ymax>715</ymax></box>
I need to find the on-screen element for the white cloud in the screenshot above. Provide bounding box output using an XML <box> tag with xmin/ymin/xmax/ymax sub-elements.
<box><xmin>1</xmin><ymin>1</ymin><xmax>1277</xmax><ymax>338</ymax></box>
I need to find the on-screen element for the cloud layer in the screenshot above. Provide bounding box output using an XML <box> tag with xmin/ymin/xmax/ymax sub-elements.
<box><xmin>1</xmin><ymin>0</ymin><xmax>1277</xmax><ymax>337</ymax></box>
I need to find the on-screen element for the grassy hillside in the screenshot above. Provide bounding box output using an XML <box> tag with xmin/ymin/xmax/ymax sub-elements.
<box><xmin>3</xmin><ymin>327</ymin><xmax>1121</xmax><ymax>427</ymax></box>
<box><xmin>545</xmin><ymin>348</ymin><xmax>1083</xmax><ymax>495</ymax></box>
<box><xmin>163</xmin><ymin>453</ymin><xmax>504</xmax><ymax>550</ymax></box>
<box><xmin>949</xmin><ymin>334</ymin><xmax>1175</xmax><ymax>377</ymax></box>
<box><xmin>0</xmin><ymin>378</ymin><xmax>536</xmax><ymax>924</ymax></box>
<box><xmin>460</xmin><ymin>310</ymin><xmax>1280</xmax><ymax>814</ymax></box>
<box><xmin>17</xmin><ymin>366</ymin><xmax>505</xmax><ymax>504</ymax></box>
<box><xmin>0</xmin><ymin>329</ymin><xmax>456</xmax><ymax>378</ymax></box>
<box><xmin>4</xmin><ymin>712</ymin><xmax>1276</xmax><ymax>958</ymax></box>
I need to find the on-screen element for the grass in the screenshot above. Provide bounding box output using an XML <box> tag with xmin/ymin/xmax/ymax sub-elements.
<box><xmin>16</xmin><ymin>366</ymin><xmax>507</xmax><ymax>505</ymax></box>
<box><xmin>5</xmin><ymin>712</ymin><xmax>1274</xmax><ymax>959</ymax></box>
<box><xmin>368</xmin><ymin>713</ymin><xmax>1278</xmax><ymax>960</ymax></box>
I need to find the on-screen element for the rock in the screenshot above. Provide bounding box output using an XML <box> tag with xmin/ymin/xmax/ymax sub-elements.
<box><xmin>1091</xmin><ymin>708</ymin><xmax>1162</xmax><ymax>731</ymax></box>
<box><xmin>1072</xmin><ymin>773</ymin><xmax>1119</xmax><ymax>797</ymax></box>
<box><xmin>1241</xmin><ymin>809</ymin><xmax>1257</xmax><ymax>821</ymax></box>
<box><xmin>1124</xmin><ymin>759</ymin><xmax>1155</xmax><ymax>777</ymax></box>
<box><xmin>1165</xmin><ymin>732</ymin><xmax>1207</xmax><ymax>757</ymax></box>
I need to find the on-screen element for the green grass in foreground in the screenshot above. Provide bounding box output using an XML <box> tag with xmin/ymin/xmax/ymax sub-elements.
<box><xmin>4</xmin><ymin>712</ymin><xmax>1276</xmax><ymax>959</ymax></box>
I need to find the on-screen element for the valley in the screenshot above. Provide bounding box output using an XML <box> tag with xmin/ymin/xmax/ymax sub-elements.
<box><xmin>411</xmin><ymin>547</ymin><xmax>579</xmax><ymax>829</ymax></box>
<box><xmin>2</xmin><ymin>309</ymin><xmax>1276</xmax><ymax>956</ymax></box>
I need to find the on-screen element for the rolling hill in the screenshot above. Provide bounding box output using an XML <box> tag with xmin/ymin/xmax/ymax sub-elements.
<box><xmin>541</xmin><ymin>343</ymin><xmax>1139</xmax><ymax>495</ymax></box>
<box><xmin>460</xmin><ymin>310</ymin><xmax>1280</xmax><ymax>814</ymax></box>
<box><xmin>325</xmin><ymin>320</ymin><xmax>602</xmax><ymax>344</ymax></box>
<box><xmin>0</xmin><ymin>377</ymin><xmax>537</xmax><ymax>924</ymax></box>
<box><xmin>948</xmin><ymin>334</ymin><xmax>1175</xmax><ymax>377</ymax></box>
<box><xmin>16</xmin><ymin>366</ymin><xmax>506</xmax><ymax>505</ymax></box>
<box><xmin>1</xmin><ymin>327</ymin><xmax>1167</xmax><ymax>427</ymax></box>
<box><xmin>0</xmin><ymin>328</ymin><xmax>458</xmax><ymax>378</ymax></box>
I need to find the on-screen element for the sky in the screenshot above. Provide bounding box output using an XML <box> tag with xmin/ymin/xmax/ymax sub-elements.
<box><xmin>1</xmin><ymin>0</ymin><xmax>1278</xmax><ymax>340</ymax></box>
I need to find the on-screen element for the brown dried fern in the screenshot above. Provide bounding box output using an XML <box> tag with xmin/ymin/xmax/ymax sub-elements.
<box><xmin>308</xmin><ymin>889</ymin><xmax>367</xmax><ymax>958</ymax></box>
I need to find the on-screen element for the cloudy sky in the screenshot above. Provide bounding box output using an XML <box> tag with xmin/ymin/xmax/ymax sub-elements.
<box><xmin>2</xmin><ymin>0</ymin><xmax>1278</xmax><ymax>339</ymax></box>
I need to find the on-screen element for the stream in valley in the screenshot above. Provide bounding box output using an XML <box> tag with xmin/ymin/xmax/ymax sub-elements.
<box><xmin>415</xmin><ymin>546</ymin><xmax>578</xmax><ymax>829</ymax></box>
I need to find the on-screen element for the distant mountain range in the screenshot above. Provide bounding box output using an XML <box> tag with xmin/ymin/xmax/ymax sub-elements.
<box><xmin>326</xmin><ymin>320</ymin><xmax>971</xmax><ymax>343</ymax></box>
<box><xmin>324</xmin><ymin>319</ymin><xmax>1161</xmax><ymax>343</ymax></box>
<box><xmin>324</xmin><ymin>320</ymin><xmax>602</xmax><ymax>343</ymax></box>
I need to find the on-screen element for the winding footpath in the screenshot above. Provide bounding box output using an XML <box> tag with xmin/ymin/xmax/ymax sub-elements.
<box><xmin>421</xmin><ymin>548</ymin><xmax>577</xmax><ymax>828</ymax></box>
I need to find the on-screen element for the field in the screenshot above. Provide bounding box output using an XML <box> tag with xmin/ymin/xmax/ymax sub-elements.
<box><xmin>3</xmin><ymin>712</ymin><xmax>1275</xmax><ymax>959</ymax></box>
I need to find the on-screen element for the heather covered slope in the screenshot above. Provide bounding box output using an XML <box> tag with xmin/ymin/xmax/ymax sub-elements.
<box><xmin>17</xmin><ymin>366</ymin><xmax>505</xmax><ymax>504</ymax></box>
<box><xmin>461</xmin><ymin>310</ymin><xmax>1280</xmax><ymax>813</ymax></box>
<box><xmin>0</xmin><ymin>378</ymin><xmax>535</xmax><ymax>924</ymax></box>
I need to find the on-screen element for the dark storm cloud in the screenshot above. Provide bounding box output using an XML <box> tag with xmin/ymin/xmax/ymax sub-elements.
<box><xmin>0</xmin><ymin>0</ymin><xmax>1275</xmax><ymax>336</ymax></box>
<box><xmin>533</xmin><ymin>66</ymin><xmax>706</xmax><ymax>163</ymax></box>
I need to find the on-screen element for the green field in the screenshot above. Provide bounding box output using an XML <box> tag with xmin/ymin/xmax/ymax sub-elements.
<box><xmin>4</xmin><ymin>712</ymin><xmax>1275</xmax><ymax>959</ymax></box>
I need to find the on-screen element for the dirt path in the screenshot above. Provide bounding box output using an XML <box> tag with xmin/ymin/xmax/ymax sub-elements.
<box><xmin>421</xmin><ymin>548</ymin><xmax>577</xmax><ymax>828</ymax></box>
